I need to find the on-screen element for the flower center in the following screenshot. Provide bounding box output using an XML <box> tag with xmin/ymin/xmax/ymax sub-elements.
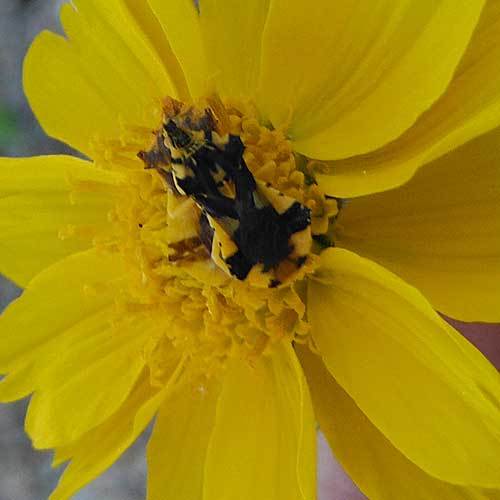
<box><xmin>75</xmin><ymin>96</ymin><xmax>339</xmax><ymax>382</ymax></box>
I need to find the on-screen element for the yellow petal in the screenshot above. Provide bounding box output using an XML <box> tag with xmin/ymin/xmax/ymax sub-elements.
<box><xmin>308</xmin><ymin>248</ymin><xmax>500</xmax><ymax>487</ymax></box>
<box><xmin>24</xmin><ymin>1</ymin><xmax>174</xmax><ymax>157</ymax></box>
<box><xmin>49</xmin><ymin>360</ymin><xmax>183</xmax><ymax>500</ymax></box>
<box><xmin>147</xmin><ymin>378</ymin><xmax>219</xmax><ymax>500</ymax></box>
<box><xmin>0</xmin><ymin>249</ymin><xmax>146</xmax><ymax>449</ymax></box>
<box><xmin>25</xmin><ymin>312</ymin><xmax>149</xmax><ymax>449</ymax></box>
<box><xmin>203</xmin><ymin>342</ymin><xmax>316</xmax><ymax>500</ymax></box>
<box><xmin>334</xmin><ymin>125</ymin><xmax>500</xmax><ymax>322</ymax></box>
<box><xmin>0</xmin><ymin>249</ymin><xmax>124</xmax><ymax>375</ymax></box>
<box><xmin>146</xmin><ymin>0</ymin><xmax>209</xmax><ymax>100</ymax></box>
<box><xmin>0</xmin><ymin>155</ymin><xmax>120</xmax><ymax>287</ymax></box>
<box><xmin>317</xmin><ymin>1</ymin><xmax>500</xmax><ymax>197</ymax></box>
<box><xmin>199</xmin><ymin>0</ymin><xmax>270</xmax><ymax>99</ymax></box>
<box><xmin>122</xmin><ymin>0</ymin><xmax>190</xmax><ymax>101</ymax></box>
<box><xmin>297</xmin><ymin>345</ymin><xmax>500</xmax><ymax>500</ymax></box>
<box><xmin>258</xmin><ymin>0</ymin><xmax>484</xmax><ymax>159</ymax></box>
<box><xmin>0</xmin><ymin>357</ymin><xmax>38</xmax><ymax>403</ymax></box>
<box><xmin>23</xmin><ymin>30</ymin><xmax>112</xmax><ymax>158</ymax></box>
<box><xmin>0</xmin><ymin>308</ymin><xmax>112</xmax><ymax>404</ymax></box>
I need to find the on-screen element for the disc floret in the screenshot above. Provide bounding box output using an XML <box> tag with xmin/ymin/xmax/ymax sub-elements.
<box><xmin>74</xmin><ymin>96</ymin><xmax>339</xmax><ymax>378</ymax></box>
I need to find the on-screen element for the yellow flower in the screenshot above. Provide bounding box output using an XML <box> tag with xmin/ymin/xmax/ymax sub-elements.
<box><xmin>1</xmin><ymin>1</ymin><xmax>500</xmax><ymax>499</ymax></box>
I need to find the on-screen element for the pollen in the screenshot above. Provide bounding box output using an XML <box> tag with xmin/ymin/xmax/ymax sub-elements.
<box><xmin>67</xmin><ymin>96</ymin><xmax>339</xmax><ymax>380</ymax></box>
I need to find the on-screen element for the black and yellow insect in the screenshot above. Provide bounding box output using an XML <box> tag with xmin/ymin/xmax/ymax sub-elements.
<box><xmin>139</xmin><ymin>107</ymin><xmax>312</xmax><ymax>287</ymax></box>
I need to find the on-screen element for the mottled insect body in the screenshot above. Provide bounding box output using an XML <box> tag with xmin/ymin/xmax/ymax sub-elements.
<box><xmin>139</xmin><ymin>106</ymin><xmax>312</xmax><ymax>287</ymax></box>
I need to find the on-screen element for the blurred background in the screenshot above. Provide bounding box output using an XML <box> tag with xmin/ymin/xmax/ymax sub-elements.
<box><xmin>0</xmin><ymin>1</ymin><xmax>149</xmax><ymax>499</ymax></box>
